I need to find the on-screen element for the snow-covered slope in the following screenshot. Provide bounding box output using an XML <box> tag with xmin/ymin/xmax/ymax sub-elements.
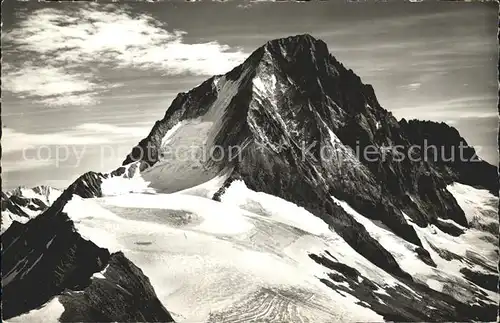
<box><xmin>59</xmin><ymin>192</ymin><xmax>381</xmax><ymax>322</ymax></box>
<box><xmin>331</xmin><ymin>192</ymin><xmax>498</xmax><ymax>304</ymax></box>
<box><xmin>32</xmin><ymin>177</ymin><xmax>493</xmax><ymax>322</ymax></box>
<box><xmin>447</xmin><ymin>182</ymin><xmax>498</xmax><ymax>234</ymax></box>
<box><xmin>1</xmin><ymin>186</ymin><xmax>62</xmax><ymax>233</ymax></box>
<box><xmin>5</xmin><ymin>297</ymin><xmax>65</xmax><ymax>323</ymax></box>
<box><xmin>5</xmin><ymin>178</ymin><xmax>496</xmax><ymax>321</ymax></box>
<box><xmin>71</xmin><ymin>193</ymin><xmax>385</xmax><ymax>321</ymax></box>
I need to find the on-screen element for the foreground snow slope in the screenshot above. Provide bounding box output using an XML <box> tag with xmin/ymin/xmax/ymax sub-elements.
<box><xmin>4</xmin><ymin>175</ymin><xmax>497</xmax><ymax>322</ymax></box>
<box><xmin>67</xmin><ymin>192</ymin><xmax>385</xmax><ymax>322</ymax></box>
<box><xmin>55</xmin><ymin>178</ymin><xmax>496</xmax><ymax>322</ymax></box>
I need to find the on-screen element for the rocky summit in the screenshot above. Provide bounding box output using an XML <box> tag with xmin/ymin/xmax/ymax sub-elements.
<box><xmin>2</xmin><ymin>34</ymin><xmax>498</xmax><ymax>322</ymax></box>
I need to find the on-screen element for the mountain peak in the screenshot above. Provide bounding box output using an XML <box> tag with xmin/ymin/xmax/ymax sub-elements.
<box><xmin>265</xmin><ymin>33</ymin><xmax>318</xmax><ymax>47</ymax></box>
<box><xmin>261</xmin><ymin>33</ymin><xmax>331</xmax><ymax>62</ymax></box>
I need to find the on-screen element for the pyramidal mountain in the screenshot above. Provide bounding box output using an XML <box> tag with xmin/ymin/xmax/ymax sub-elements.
<box><xmin>2</xmin><ymin>34</ymin><xmax>498</xmax><ymax>322</ymax></box>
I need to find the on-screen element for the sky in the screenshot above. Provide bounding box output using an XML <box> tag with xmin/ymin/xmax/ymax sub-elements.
<box><xmin>1</xmin><ymin>0</ymin><xmax>498</xmax><ymax>190</ymax></box>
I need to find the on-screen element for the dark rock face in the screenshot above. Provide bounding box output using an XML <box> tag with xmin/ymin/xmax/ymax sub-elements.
<box><xmin>414</xmin><ymin>246</ymin><xmax>437</xmax><ymax>267</ymax></box>
<box><xmin>62</xmin><ymin>167</ymin><xmax>140</xmax><ymax>198</ymax></box>
<box><xmin>459</xmin><ymin>268</ymin><xmax>498</xmax><ymax>293</ymax></box>
<box><xmin>1</xmin><ymin>194</ymin><xmax>109</xmax><ymax>319</ymax></box>
<box><xmin>399</xmin><ymin>119</ymin><xmax>498</xmax><ymax>196</ymax></box>
<box><xmin>1</xmin><ymin>190</ymin><xmax>30</xmax><ymax>219</ymax></box>
<box><xmin>65</xmin><ymin>171</ymin><xmax>107</xmax><ymax>198</ymax></box>
<box><xmin>1</xmin><ymin>190</ymin><xmax>174</xmax><ymax>322</ymax></box>
<box><xmin>59</xmin><ymin>252</ymin><xmax>174</xmax><ymax>322</ymax></box>
<box><xmin>309</xmin><ymin>251</ymin><xmax>497</xmax><ymax>322</ymax></box>
<box><xmin>434</xmin><ymin>218</ymin><xmax>465</xmax><ymax>236</ymax></box>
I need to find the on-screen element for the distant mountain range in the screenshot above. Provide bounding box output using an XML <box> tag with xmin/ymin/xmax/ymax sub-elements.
<box><xmin>1</xmin><ymin>186</ymin><xmax>61</xmax><ymax>234</ymax></box>
<box><xmin>2</xmin><ymin>34</ymin><xmax>498</xmax><ymax>322</ymax></box>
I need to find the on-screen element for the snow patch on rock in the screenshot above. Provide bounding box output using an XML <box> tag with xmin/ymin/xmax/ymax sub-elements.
<box><xmin>160</xmin><ymin>122</ymin><xmax>183</xmax><ymax>147</ymax></box>
<box><xmin>101</xmin><ymin>162</ymin><xmax>155</xmax><ymax>196</ymax></box>
<box><xmin>221</xmin><ymin>180</ymin><xmax>331</xmax><ymax>236</ymax></box>
<box><xmin>177</xmin><ymin>168</ymin><xmax>232</xmax><ymax>199</ymax></box>
<box><xmin>446</xmin><ymin>182</ymin><xmax>498</xmax><ymax>228</ymax></box>
<box><xmin>331</xmin><ymin>195</ymin><xmax>497</xmax><ymax>303</ymax></box>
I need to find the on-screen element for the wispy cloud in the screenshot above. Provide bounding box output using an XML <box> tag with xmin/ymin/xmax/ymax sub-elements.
<box><xmin>403</xmin><ymin>82</ymin><xmax>421</xmax><ymax>91</ymax></box>
<box><xmin>392</xmin><ymin>96</ymin><xmax>498</xmax><ymax>120</ymax></box>
<box><xmin>75</xmin><ymin>123</ymin><xmax>149</xmax><ymax>137</ymax></box>
<box><xmin>2</xmin><ymin>123</ymin><xmax>150</xmax><ymax>153</ymax></box>
<box><xmin>2</xmin><ymin>3</ymin><xmax>248</xmax><ymax>107</ymax></box>
<box><xmin>1</xmin><ymin>128</ymin><xmax>110</xmax><ymax>153</ymax></box>
<box><xmin>2</xmin><ymin>65</ymin><xmax>102</xmax><ymax>106</ymax></box>
<box><xmin>2</xmin><ymin>158</ymin><xmax>56</xmax><ymax>173</ymax></box>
